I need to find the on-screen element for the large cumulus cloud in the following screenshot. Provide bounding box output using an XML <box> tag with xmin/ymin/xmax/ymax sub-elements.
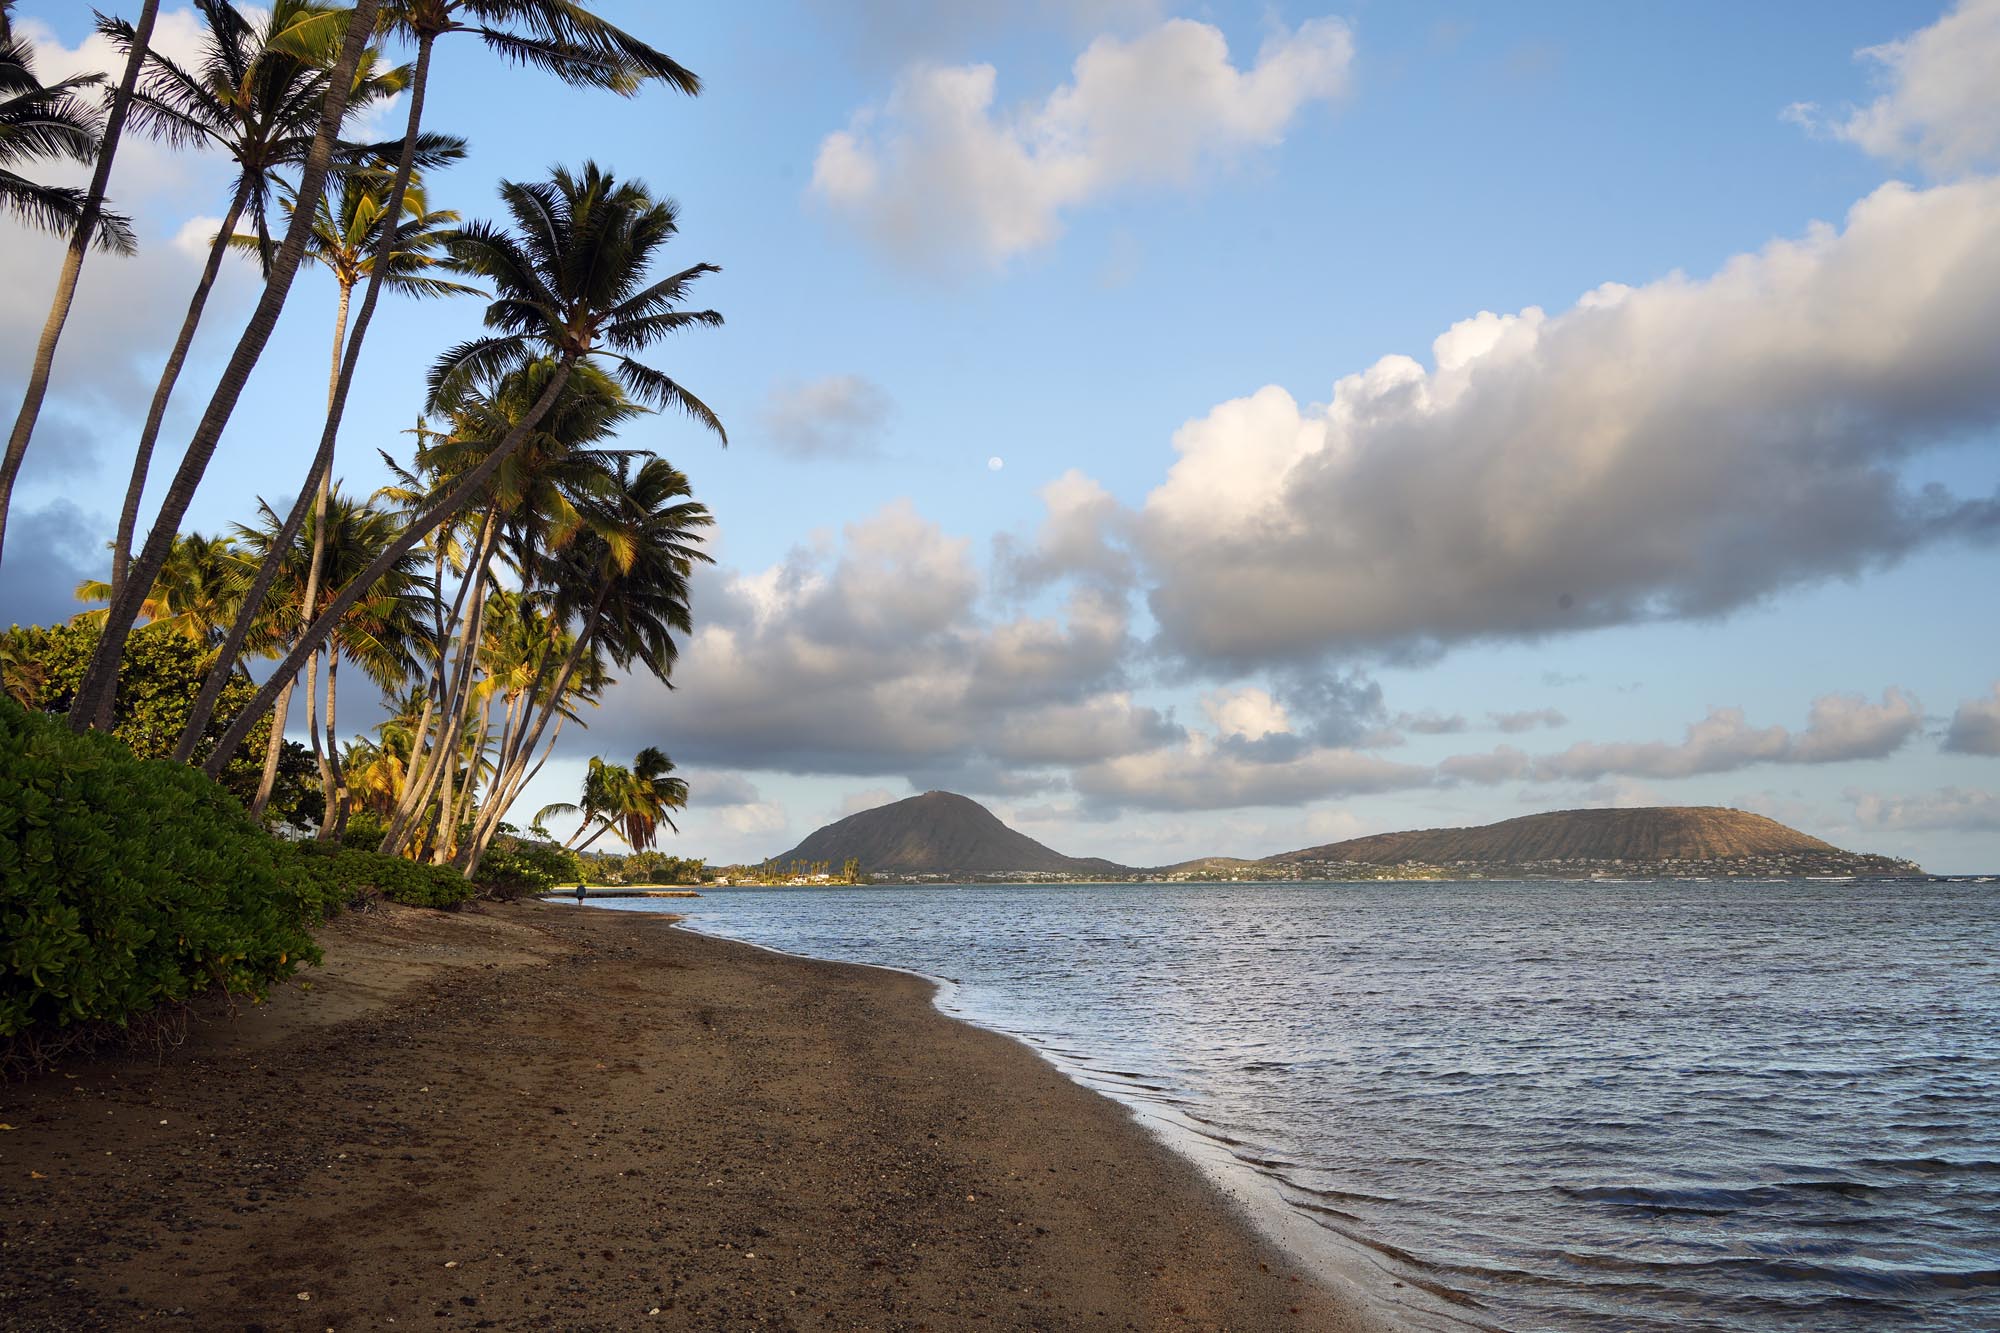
<box><xmin>1121</xmin><ymin>177</ymin><xmax>2000</xmax><ymax>667</ymax></box>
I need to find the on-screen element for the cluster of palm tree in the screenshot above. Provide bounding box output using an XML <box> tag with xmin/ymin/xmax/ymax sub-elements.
<box><xmin>536</xmin><ymin>747</ymin><xmax>689</xmax><ymax>855</ymax></box>
<box><xmin>3</xmin><ymin>0</ymin><xmax>723</xmax><ymax>876</ymax></box>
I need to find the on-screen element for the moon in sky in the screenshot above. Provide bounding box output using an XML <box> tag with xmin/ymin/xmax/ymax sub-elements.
<box><xmin>987</xmin><ymin>456</ymin><xmax>1004</xmax><ymax>471</ymax></box>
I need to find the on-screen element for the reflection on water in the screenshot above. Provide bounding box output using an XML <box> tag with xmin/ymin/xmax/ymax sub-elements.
<box><xmin>604</xmin><ymin>880</ymin><xmax>2000</xmax><ymax>1331</ymax></box>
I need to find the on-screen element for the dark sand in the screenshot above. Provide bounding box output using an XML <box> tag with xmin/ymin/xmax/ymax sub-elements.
<box><xmin>0</xmin><ymin>901</ymin><xmax>1384</xmax><ymax>1331</ymax></box>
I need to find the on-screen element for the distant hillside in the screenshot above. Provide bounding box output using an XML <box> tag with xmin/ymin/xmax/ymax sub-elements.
<box><xmin>1267</xmin><ymin>806</ymin><xmax>1845</xmax><ymax>867</ymax></box>
<box><xmin>773</xmin><ymin>792</ymin><xmax>1128</xmax><ymax>876</ymax></box>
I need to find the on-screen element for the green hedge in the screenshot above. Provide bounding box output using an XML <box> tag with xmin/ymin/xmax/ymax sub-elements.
<box><xmin>0</xmin><ymin>699</ymin><xmax>319</xmax><ymax>1053</ymax></box>
<box><xmin>282</xmin><ymin>841</ymin><xmax>477</xmax><ymax>912</ymax></box>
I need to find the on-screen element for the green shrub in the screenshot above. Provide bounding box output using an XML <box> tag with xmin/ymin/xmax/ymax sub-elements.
<box><xmin>281</xmin><ymin>841</ymin><xmax>476</xmax><ymax>911</ymax></box>
<box><xmin>0</xmin><ymin>622</ymin><xmax>313</xmax><ymax>817</ymax></box>
<box><xmin>474</xmin><ymin>831</ymin><xmax>581</xmax><ymax>899</ymax></box>
<box><xmin>338</xmin><ymin>810</ymin><xmax>387</xmax><ymax>850</ymax></box>
<box><xmin>0</xmin><ymin>699</ymin><xmax>319</xmax><ymax>1062</ymax></box>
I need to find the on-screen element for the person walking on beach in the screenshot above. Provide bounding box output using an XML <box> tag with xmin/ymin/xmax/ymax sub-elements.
<box><xmin>574</xmin><ymin>880</ymin><xmax>587</xmax><ymax>907</ymax></box>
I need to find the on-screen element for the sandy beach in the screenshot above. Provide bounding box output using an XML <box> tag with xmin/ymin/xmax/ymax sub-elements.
<box><xmin>0</xmin><ymin>901</ymin><xmax>1382</xmax><ymax>1331</ymax></box>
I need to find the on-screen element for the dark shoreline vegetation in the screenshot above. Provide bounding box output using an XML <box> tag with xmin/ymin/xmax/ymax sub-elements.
<box><xmin>1</xmin><ymin>2</ymin><xmax>723</xmax><ymax>1063</ymax></box>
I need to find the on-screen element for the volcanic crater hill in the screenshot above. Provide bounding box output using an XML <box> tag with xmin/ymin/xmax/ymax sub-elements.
<box><xmin>773</xmin><ymin>791</ymin><xmax>1129</xmax><ymax>876</ymax></box>
<box><xmin>1265</xmin><ymin>806</ymin><xmax>1853</xmax><ymax>868</ymax></box>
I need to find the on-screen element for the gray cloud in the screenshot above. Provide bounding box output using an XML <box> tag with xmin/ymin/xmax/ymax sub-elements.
<box><xmin>1491</xmin><ymin>707</ymin><xmax>1566</xmax><ymax>733</ymax></box>
<box><xmin>0</xmin><ymin>500</ymin><xmax>104</xmax><ymax>628</ymax></box>
<box><xmin>758</xmin><ymin>374</ymin><xmax>893</xmax><ymax>460</ymax></box>
<box><xmin>1444</xmin><ymin>689</ymin><xmax>1923</xmax><ymax>785</ymax></box>
<box><xmin>1072</xmin><ymin>740</ymin><xmax>1430</xmax><ymax>813</ymax></box>
<box><xmin>994</xmin><ymin>470</ymin><xmax>1134</xmax><ymax>594</ymax></box>
<box><xmin>595</xmin><ymin>502</ymin><xmax>1165</xmax><ymax>789</ymax></box>
<box><xmin>689</xmin><ymin>771</ymin><xmax>767</xmax><ymax>807</ymax></box>
<box><xmin>1396</xmin><ymin>710</ymin><xmax>1468</xmax><ymax>735</ymax></box>
<box><xmin>1944</xmin><ymin>683</ymin><xmax>2000</xmax><ymax>755</ymax></box>
<box><xmin>1438</xmin><ymin>746</ymin><xmax>1530</xmax><ymax>785</ymax></box>
<box><xmin>1850</xmin><ymin>785</ymin><xmax>2000</xmax><ymax>832</ymax></box>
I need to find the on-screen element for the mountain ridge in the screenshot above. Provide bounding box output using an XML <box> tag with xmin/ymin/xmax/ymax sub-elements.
<box><xmin>1264</xmin><ymin>806</ymin><xmax>1843</xmax><ymax>867</ymax></box>
<box><xmin>769</xmin><ymin>794</ymin><xmax>1919</xmax><ymax>877</ymax></box>
<box><xmin>771</xmin><ymin>791</ymin><xmax>1128</xmax><ymax>875</ymax></box>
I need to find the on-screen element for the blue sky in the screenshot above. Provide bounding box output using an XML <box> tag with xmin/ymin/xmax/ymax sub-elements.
<box><xmin>5</xmin><ymin>0</ymin><xmax>1998</xmax><ymax>870</ymax></box>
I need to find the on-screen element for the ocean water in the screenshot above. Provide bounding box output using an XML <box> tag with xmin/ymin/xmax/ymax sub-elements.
<box><xmin>599</xmin><ymin>880</ymin><xmax>2000</xmax><ymax>1331</ymax></box>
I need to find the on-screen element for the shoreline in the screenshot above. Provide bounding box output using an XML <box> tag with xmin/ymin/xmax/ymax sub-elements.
<box><xmin>1</xmin><ymin>900</ymin><xmax>1388</xmax><ymax>1331</ymax></box>
<box><xmin>663</xmin><ymin>911</ymin><xmax>1484</xmax><ymax>1333</ymax></box>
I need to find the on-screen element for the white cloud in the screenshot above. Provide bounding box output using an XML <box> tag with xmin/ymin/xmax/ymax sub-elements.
<box><xmin>1116</xmin><ymin>178</ymin><xmax>2000</xmax><ymax>665</ymax></box>
<box><xmin>1850</xmin><ymin>786</ymin><xmax>2000</xmax><ymax>832</ymax></box>
<box><xmin>811</xmin><ymin>16</ymin><xmax>1352</xmax><ymax>266</ymax></box>
<box><xmin>1823</xmin><ymin>0</ymin><xmax>2000</xmax><ymax>175</ymax></box>
<box><xmin>1944</xmin><ymin>682</ymin><xmax>2000</xmax><ymax>755</ymax></box>
<box><xmin>15</xmin><ymin>8</ymin><xmax>220</xmax><ymax>197</ymax></box>
<box><xmin>759</xmin><ymin>374</ymin><xmax>893</xmax><ymax>459</ymax></box>
<box><xmin>1202</xmin><ymin>686</ymin><xmax>1292</xmax><ymax>741</ymax></box>
<box><xmin>1444</xmin><ymin>689</ymin><xmax>1922</xmax><ymax>784</ymax></box>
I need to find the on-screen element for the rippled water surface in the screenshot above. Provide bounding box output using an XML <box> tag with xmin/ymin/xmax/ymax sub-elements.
<box><xmin>604</xmin><ymin>880</ymin><xmax>2000</xmax><ymax>1331</ymax></box>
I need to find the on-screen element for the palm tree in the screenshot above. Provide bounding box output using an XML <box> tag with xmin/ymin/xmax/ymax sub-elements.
<box><xmin>265</xmin><ymin>170</ymin><xmax>479</xmax><ymax>410</ymax></box>
<box><xmin>197</xmin><ymin>162</ymin><xmax>725</xmax><ymax>775</ymax></box>
<box><xmin>103</xmin><ymin>1</ymin><xmax>435</xmax><ymax>609</ymax></box>
<box><xmin>68</xmin><ymin>0</ymin><xmax>388</xmax><ymax>736</ymax></box>
<box><xmin>235</xmin><ymin>486</ymin><xmax>432</xmax><ymax>838</ymax></box>
<box><xmin>73</xmin><ymin>531</ymin><xmax>244</xmax><ymax>646</ymax></box>
<box><xmin>0</xmin><ymin>3</ymin><xmax>132</xmax><ymax>246</ymax></box>
<box><xmin>540</xmin><ymin>748</ymin><xmax>687</xmax><ymax>854</ymax></box>
<box><xmin>460</xmin><ymin>454</ymin><xmax>710</xmax><ymax>872</ymax></box>
<box><xmin>0</xmin><ymin>0</ymin><xmax>146</xmax><ymax>564</ymax></box>
<box><xmin>179</xmin><ymin>2</ymin><xmax>704</xmax><ymax>766</ymax></box>
<box><xmin>260</xmin><ymin>168</ymin><xmax>478</xmax><ymax>822</ymax></box>
<box><xmin>373</xmin><ymin>363</ymin><xmax>638</xmax><ymax>859</ymax></box>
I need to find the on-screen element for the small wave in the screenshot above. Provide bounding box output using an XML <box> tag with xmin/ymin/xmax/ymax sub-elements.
<box><xmin>1555</xmin><ymin>1249</ymin><xmax>2000</xmax><ymax>1296</ymax></box>
<box><xmin>1858</xmin><ymin>1155</ymin><xmax>2000</xmax><ymax>1176</ymax></box>
<box><xmin>1559</xmin><ymin>1179</ymin><xmax>1891</xmax><ymax>1212</ymax></box>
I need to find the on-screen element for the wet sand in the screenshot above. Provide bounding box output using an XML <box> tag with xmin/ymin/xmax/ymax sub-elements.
<box><xmin>0</xmin><ymin>901</ymin><xmax>1383</xmax><ymax>1331</ymax></box>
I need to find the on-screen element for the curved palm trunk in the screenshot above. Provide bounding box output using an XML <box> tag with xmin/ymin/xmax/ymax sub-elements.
<box><xmin>304</xmin><ymin>644</ymin><xmax>332</xmax><ymax>834</ymax></box>
<box><xmin>0</xmin><ymin>0</ymin><xmax>159</xmax><ymax>564</ymax></box>
<box><xmin>324</xmin><ymin>649</ymin><xmax>348</xmax><ymax>840</ymax></box>
<box><xmin>109</xmin><ymin>181</ymin><xmax>253</xmax><ymax>607</ymax></box>
<box><xmin>381</xmin><ymin>508</ymin><xmax>498</xmax><ymax>856</ymax></box>
<box><xmin>298</xmin><ymin>277</ymin><xmax>353</xmax><ymax>679</ymax></box>
<box><xmin>434</xmin><ymin>690</ymin><xmax>493</xmax><ymax>865</ymax></box>
<box><xmin>463</xmin><ymin>587</ymin><xmax>610</xmax><ymax>863</ymax></box>
<box><xmin>72</xmin><ymin>0</ymin><xmax>383</xmax><ymax>735</ymax></box>
<box><xmin>248</xmin><ymin>670</ymin><xmax>298</xmax><ymax>820</ymax></box>
<box><xmin>379</xmin><ymin>520</ymin><xmax>492</xmax><ymax>857</ymax></box>
<box><xmin>172</xmin><ymin>30</ymin><xmax>437</xmax><ymax>755</ymax></box>
<box><xmin>203</xmin><ymin>359</ymin><xmax>578</xmax><ymax>777</ymax></box>
<box><xmin>302</xmin><ymin>281</ymin><xmax>352</xmax><ymax>842</ymax></box>
<box><xmin>462</xmin><ymin>712</ymin><xmax>567</xmax><ymax>880</ymax></box>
